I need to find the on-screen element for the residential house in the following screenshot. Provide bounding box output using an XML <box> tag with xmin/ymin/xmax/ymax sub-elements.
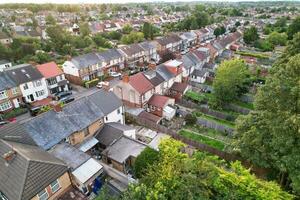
<box><xmin>180</xmin><ymin>32</ymin><xmax>197</xmax><ymax>51</ymax></box>
<box><xmin>101</xmin><ymin>136</ymin><xmax>147</xmax><ymax>174</ymax></box>
<box><xmin>119</xmin><ymin>44</ymin><xmax>145</xmax><ymax>68</ymax></box>
<box><xmin>143</xmin><ymin>70</ymin><xmax>165</xmax><ymax>95</ymax></box>
<box><xmin>36</xmin><ymin>62</ymin><xmax>69</xmax><ymax>95</ymax></box>
<box><xmin>0</xmin><ymin>90</ymin><xmax>124</xmax><ymax>151</ymax></box>
<box><xmin>181</xmin><ymin>54</ymin><xmax>196</xmax><ymax>81</ymax></box>
<box><xmin>113</xmin><ymin>73</ymin><xmax>154</xmax><ymax>108</ymax></box>
<box><xmin>62</xmin><ymin>53</ymin><xmax>104</xmax><ymax>84</ymax></box>
<box><xmin>168</xmin><ymin>82</ymin><xmax>189</xmax><ymax>102</ymax></box>
<box><xmin>146</xmin><ymin>94</ymin><xmax>176</xmax><ymax>120</ymax></box>
<box><xmin>49</xmin><ymin>143</ymin><xmax>103</xmax><ymax>195</ymax></box>
<box><xmin>96</xmin><ymin>122</ymin><xmax>136</xmax><ymax>149</ymax></box>
<box><xmin>3</xmin><ymin>64</ymin><xmax>48</xmax><ymax>103</ymax></box>
<box><xmin>0</xmin><ymin>72</ymin><xmax>23</xmax><ymax>113</ymax></box>
<box><xmin>0</xmin><ymin>32</ymin><xmax>12</xmax><ymax>45</ymax></box>
<box><xmin>0</xmin><ymin>139</ymin><xmax>71</xmax><ymax>200</ymax></box>
<box><xmin>0</xmin><ymin>60</ymin><xmax>12</xmax><ymax>72</ymax></box>
<box><xmin>190</xmin><ymin>69</ymin><xmax>210</xmax><ymax>84</ymax></box>
<box><xmin>97</xmin><ymin>48</ymin><xmax>125</xmax><ymax>73</ymax></box>
<box><xmin>154</xmin><ymin>34</ymin><xmax>182</xmax><ymax>53</ymax></box>
<box><xmin>139</xmin><ymin>41</ymin><xmax>159</xmax><ymax>63</ymax></box>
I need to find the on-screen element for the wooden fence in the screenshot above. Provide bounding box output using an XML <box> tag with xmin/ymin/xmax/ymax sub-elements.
<box><xmin>197</xmin><ymin>118</ymin><xmax>234</xmax><ymax>135</ymax></box>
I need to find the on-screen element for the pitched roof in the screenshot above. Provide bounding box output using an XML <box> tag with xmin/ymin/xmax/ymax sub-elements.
<box><xmin>2</xmin><ymin>90</ymin><xmax>122</xmax><ymax>150</ymax></box>
<box><xmin>36</xmin><ymin>61</ymin><xmax>63</xmax><ymax>79</ymax></box>
<box><xmin>0</xmin><ymin>71</ymin><xmax>17</xmax><ymax>91</ymax></box>
<box><xmin>170</xmin><ymin>82</ymin><xmax>188</xmax><ymax>93</ymax></box>
<box><xmin>156</xmin><ymin>64</ymin><xmax>174</xmax><ymax>81</ymax></box>
<box><xmin>129</xmin><ymin>72</ymin><xmax>154</xmax><ymax>94</ymax></box>
<box><xmin>97</xmin><ymin>49</ymin><xmax>124</xmax><ymax>62</ymax></box>
<box><xmin>138</xmin><ymin>111</ymin><xmax>162</xmax><ymax>124</ymax></box>
<box><xmin>0</xmin><ymin>139</ymin><xmax>68</xmax><ymax>200</ymax></box>
<box><xmin>71</xmin><ymin>53</ymin><xmax>103</xmax><ymax>69</ymax></box>
<box><xmin>119</xmin><ymin>43</ymin><xmax>144</xmax><ymax>56</ymax></box>
<box><xmin>147</xmin><ymin>94</ymin><xmax>171</xmax><ymax>108</ymax></box>
<box><xmin>3</xmin><ymin>64</ymin><xmax>43</xmax><ymax>85</ymax></box>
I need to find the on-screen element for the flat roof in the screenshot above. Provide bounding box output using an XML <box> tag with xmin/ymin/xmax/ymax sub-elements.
<box><xmin>72</xmin><ymin>158</ymin><xmax>103</xmax><ymax>184</ymax></box>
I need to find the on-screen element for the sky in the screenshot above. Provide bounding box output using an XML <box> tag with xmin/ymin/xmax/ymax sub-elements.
<box><xmin>0</xmin><ymin>0</ymin><xmax>272</xmax><ymax>4</ymax></box>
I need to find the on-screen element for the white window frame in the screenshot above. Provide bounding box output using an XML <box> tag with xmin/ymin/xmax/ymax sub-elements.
<box><xmin>12</xmin><ymin>87</ymin><xmax>18</xmax><ymax>95</ymax></box>
<box><xmin>37</xmin><ymin>189</ymin><xmax>48</xmax><ymax>200</ymax></box>
<box><xmin>0</xmin><ymin>91</ymin><xmax>7</xmax><ymax>100</ymax></box>
<box><xmin>0</xmin><ymin>101</ymin><xmax>12</xmax><ymax>111</ymax></box>
<box><xmin>50</xmin><ymin>179</ymin><xmax>60</xmax><ymax>193</ymax></box>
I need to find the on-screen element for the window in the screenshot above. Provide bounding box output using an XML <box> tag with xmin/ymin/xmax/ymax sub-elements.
<box><xmin>105</xmin><ymin>116</ymin><xmax>108</xmax><ymax>121</ymax></box>
<box><xmin>38</xmin><ymin>189</ymin><xmax>48</xmax><ymax>200</ymax></box>
<box><xmin>33</xmin><ymin>80</ymin><xmax>42</xmax><ymax>87</ymax></box>
<box><xmin>50</xmin><ymin>180</ymin><xmax>60</xmax><ymax>193</ymax></box>
<box><xmin>36</xmin><ymin>90</ymin><xmax>45</xmax><ymax>97</ymax></box>
<box><xmin>23</xmin><ymin>83</ymin><xmax>29</xmax><ymax>90</ymax></box>
<box><xmin>0</xmin><ymin>101</ymin><xmax>12</xmax><ymax>111</ymax></box>
<box><xmin>117</xmin><ymin>108</ymin><xmax>120</xmax><ymax>114</ymax></box>
<box><xmin>0</xmin><ymin>191</ymin><xmax>8</xmax><ymax>200</ymax></box>
<box><xmin>0</xmin><ymin>91</ymin><xmax>7</xmax><ymax>100</ymax></box>
<box><xmin>47</xmin><ymin>78</ymin><xmax>57</xmax><ymax>85</ymax></box>
<box><xmin>12</xmin><ymin>87</ymin><xmax>18</xmax><ymax>95</ymax></box>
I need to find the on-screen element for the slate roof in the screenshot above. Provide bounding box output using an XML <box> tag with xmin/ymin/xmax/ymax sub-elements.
<box><xmin>192</xmin><ymin>69</ymin><xmax>209</xmax><ymax>77</ymax></box>
<box><xmin>0</xmin><ymin>90</ymin><xmax>122</xmax><ymax>150</ymax></box>
<box><xmin>149</xmin><ymin>73</ymin><xmax>164</xmax><ymax>86</ymax></box>
<box><xmin>139</xmin><ymin>41</ymin><xmax>156</xmax><ymax>51</ymax></box>
<box><xmin>119</xmin><ymin>43</ymin><xmax>144</xmax><ymax>56</ymax></box>
<box><xmin>182</xmin><ymin>54</ymin><xmax>195</xmax><ymax>70</ymax></box>
<box><xmin>0</xmin><ymin>71</ymin><xmax>17</xmax><ymax>91</ymax></box>
<box><xmin>95</xmin><ymin>122</ymin><xmax>133</xmax><ymax>147</ymax></box>
<box><xmin>129</xmin><ymin>72</ymin><xmax>154</xmax><ymax>94</ymax></box>
<box><xmin>3</xmin><ymin>64</ymin><xmax>43</xmax><ymax>85</ymax></box>
<box><xmin>71</xmin><ymin>53</ymin><xmax>103</xmax><ymax>69</ymax></box>
<box><xmin>156</xmin><ymin>64</ymin><xmax>174</xmax><ymax>81</ymax></box>
<box><xmin>0</xmin><ymin>139</ymin><xmax>68</xmax><ymax>200</ymax></box>
<box><xmin>97</xmin><ymin>49</ymin><xmax>124</xmax><ymax>62</ymax></box>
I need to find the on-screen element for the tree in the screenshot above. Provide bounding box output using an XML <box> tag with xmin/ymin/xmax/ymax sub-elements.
<box><xmin>184</xmin><ymin>114</ymin><xmax>197</xmax><ymax>125</ymax></box>
<box><xmin>121</xmin><ymin>139</ymin><xmax>293</xmax><ymax>200</ymax></box>
<box><xmin>142</xmin><ymin>22</ymin><xmax>153</xmax><ymax>40</ymax></box>
<box><xmin>235</xmin><ymin>21</ymin><xmax>241</xmax><ymax>27</ymax></box>
<box><xmin>122</xmin><ymin>24</ymin><xmax>133</xmax><ymax>34</ymax></box>
<box><xmin>243</xmin><ymin>26</ymin><xmax>259</xmax><ymax>44</ymax></box>
<box><xmin>92</xmin><ymin>34</ymin><xmax>112</xmax><ymax>48</ymax></box>
<box><xmin>121</xmin><ymin>31</ymin><xmax>144</xmax><ymax>44</ymax></box>
<box><xmin>267</xmin><ymin>32</ymin><xmax>287</xmax><ymax>46</ymax></box>
<box><xmin>233</xmin><ymin>54</ymin><xmax>300</xmax><ymax>195</ymax></box>
<box><xmin>210</xmin><ymin>59</ymin><xmax>250</xmax><ymax>108</ymax></box>
<box><xmin>45</xmin><ymin>14</ymin><xmax>56</xmax><ymax>25</ymax></box>
<box><xmin>79</xmin><ymin>22</ymin><xmax>91</xmax><ymax>37</ymax></box>
<box><xmin>287</xmin><ymin>16</ymin><xmax>300</xmax><ymax>39</ymax></box>
<box><xmin>133</xmin><ymin>147</ymin><xmax>159</xmax><ymax>179</ymax></box>
<box><xmin>254</xmin><ymin>39</ymin><xmax>274</xmax><ymax>52</ymax></box>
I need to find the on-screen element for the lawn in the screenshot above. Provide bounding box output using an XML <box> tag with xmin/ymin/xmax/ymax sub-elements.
<box><xmin>233</xmin><ymin>101</ymin><xmax>254</xmax><ymax>110</ymax></box>
<box><xmin>235</xmin><ymin>51</ymin><xmax>270</xmax><ymax>59</ymax></box>
<box><xmin>184</xmin><ymin>90</ymin><xmax>208</xmax><ymax>103</ymax></box>
<box><xmin>178</xmin><ymin>129</ymin><xmax>225</xmax><ymax>150</ymax></box>
<box><xmin>193</xmin><ymin>111</ymin><xmax>235</xmax><ymax>128</ymax></box>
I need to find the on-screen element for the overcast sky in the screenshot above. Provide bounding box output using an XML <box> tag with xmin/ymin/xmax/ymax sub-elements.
<box><xmin>0</xmin><ymin>0</ymin><xmax>265</xmax><ymax>4</ymax></box>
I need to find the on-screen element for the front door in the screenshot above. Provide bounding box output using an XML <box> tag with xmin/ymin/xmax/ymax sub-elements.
<box><xmin>29</xmin><ymin>94</ymin><xmax>34</xmax><ymax>102</ymax></box>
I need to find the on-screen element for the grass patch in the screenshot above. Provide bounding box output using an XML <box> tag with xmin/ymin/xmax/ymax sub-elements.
<box><xmin>193</xmin><ymin>111</ymin><xmax>235</xmax><ymax>128</ymax></box>
<box><xmin>178</xmin><ymin>129</ymin><xmax>225</xmax><ymax>150</ymax></box>
<box><xmin>184</xmin><ymin>90</ymin><xmax>208</xmax><ymax>103</ymax></box>
<box><xmin>235</xmin><ymin>51</ymin><xmax>269</xmax><ymax>59</ymax></box>
<box><xmin>233</xmin><ymin>101</ymin><xmax>254</xmax><ymax>110</ymax></box>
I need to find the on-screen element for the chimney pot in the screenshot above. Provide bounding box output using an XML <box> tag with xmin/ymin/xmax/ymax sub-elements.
<box><xmin>3</xmin><ymin>150</ymin><xmax>16</xmax><ymax>162</ymax></box>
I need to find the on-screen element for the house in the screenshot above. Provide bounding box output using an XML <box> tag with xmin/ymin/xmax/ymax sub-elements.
<box><xmin>113</xmin><ymin>73</ymin><xmax>154</xmax><ymax>108</ymax></box>
<box><xmin>168</xmin><ymin>82</ymin><xmax>189</xmax><ymax>102</ymax></box>
<box><xmin>0</xmin><ymin>32</ymin><xmax>12</xmax><ymax>45</ymax></box>
<box><xmin>0</xmin><ymin>90</ymin><xmax>124</xmax><ymax>150</ymax></box>
<box><xmin>181</xmin><ymin>54</ymin><xmax>196</xmax><ymax>81</ymax></box>
<box><xmin>154</xmin><ymin>34</ymin><xmax>182</xmax><ymax>53</ymax></box>
<box><xmin>143</xmin><ymin>70</ymin><xmax>165</xmax><ymax>95</ymax></box>
<box><xmin>190</xmin><ymin>69</ymin><xmax>210</xmax><ymax>84</ymax></box>
<box><xmin>180</xmin><ymin>32</ymin><xmax>197</xmax><ymax>50</ymax></box>
<box><xmin>62</xmin><ymin>53</ymin><xmax>104</xmax><ymax>85</ymax></box>
<box><xmin>3</xmin><ymin>64</ymin><xmax>48</xmax><ymax>103</ymax></box>
<box><xmin>0</xmin><ymin>60</ymin><xmax>12</xmax><ymax>72</ymax></box>
<box><xmin>49</xmin><ymin>143</ymin><xmax>103</xmax><ymax>195</ymax></box>
<box><xmin>0</xmin><ymin>139</ymin><xmax>71</xmax><ymax>200</ymax></box>
<box><xmin>139</xmin><ymin>41</ymin><xmax>159</xmax><ymax>63</ymax></box>
<box><xmin>97</xmin><ymin>48</ymin><xmax>125</xmax><ymax>73</ymax></box>
<box><xmin>146</xmin><ymin>94</ymin><xmax>176</xmax><ymax>120</ymax></box>
<box><xmin>163</xmin><ymin>59</ymin><xmax>183</xmax><ymax>82</ymax></box>
<box><xmin>0</xmin><ymin>72</ymin><xmax>23</xmax><ymax>113</ymax></box>
<box><xmin>119</xmin><ymin>44</ymin><xmax>145</xmax><ymax>68</ymax></box>
<box><xmin>96</xmin><ymin>122</ymin><xmax>136</xmax><ymax>149</ymax></box>
<box><xmin>36</xmin><ymin>62</ymin><xmax>69</xmax><ymax>95</ymax></box>
<box><xmin>101</xmin><ymin>136</ymin><xmax>147</xmax><ymax>173</ymax></box>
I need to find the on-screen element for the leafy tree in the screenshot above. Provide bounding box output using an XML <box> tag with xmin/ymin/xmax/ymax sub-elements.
<box><xmin>120</xmin><ymin>139</ymin><xmax>293</xmax><ymax>200</ymax></box>
<box><xmin>184</xmin><ymin>114</ymin><xmax>197</xmax><ymax>125</ymax></box>
<box><xmin>121</xmin><ymin>31</ymin><xmax>144</xmax><ymax>44</ymax></box>
<box><xmin>214</xmin><ymin>26</ymin><xmax>226</xmax><ymax>38</ymax></box>
<box><xmin>142</xmin><ymin>22</ymin><xmax>153</xmax><ymax>40</ymax></box>
<box><xmin>122</xmin><ymin>24</ymin><xmax>133</xmax><ymax>34</ymax></box>
<box><xmin>235</xmin><ymin>21</ymin><xmax>241</xmax><ymax>27</ymax></box>
<box><xmin>254</xmin><ymin>39</ymin><xmax>274</xmax><ymax>52</ymax></box>
<box><xmin>79</xmin><ymin>22</ymin><xmax>91</xmax><ymax>37</ymax></box>
<box><xmin>45</xmin><ymin>14</ymin><xmax>56</xmax><ymax>25</ymax></box>
<box><xmin>33</xmin><ymin>52</ymin><xmax>52</xmax><ymax>64</ymax></box>
<box><xmin>233</xmin><ymin>54</ymin><xmax>300</xmax><ymax>195</ymax></box>
<box><xmin>92</xmin><ymin>34</ymin><xmax>112</xmax><ymax>48</ymax></box>
<box><xmin>210</xmin><ymin>59</ymin><xmax>250</xmax><ymax>108</ymax></box>
<box><xmin>133</xmin><ymin>147</ymin><xmax>159</xmax><ymax>179</ymax></box>
<box><xmin>287</xmin><ymin>16</ymin><xmax>300</xmax><ymax>39</ymax></box>
<box><xmin>243</xmin><ymin>26</ymin><xmax>259</xmax><ymax>44</ymax></box>
<box><xmin>267</xmin><ymin>32</ymin><xmax>287</xmax><ymax>46</ymax></box>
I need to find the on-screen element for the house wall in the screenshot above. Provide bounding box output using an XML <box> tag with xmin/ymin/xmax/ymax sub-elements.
<box><xmin>113</xmin><ymin>82</ymin><xmax>142</xmax><ymax>108</ymax></box>
<box><xmin>104</xmin><ymin>106</ymin><xmax>124</xmax><ymax>124</ymax></box>
<box><xmin>0</xmin><ymin>87</ymin><xmax>22</xmax><ymax>112</ymax></box>
<box><xmin>111</xmin><ymin>159</ymin><xmax>125</xmax><ymax>173</ymax></box>
<box><xmin>62</xmin><ymin>61</ymin><xmax>79</xmax><ymax>77</ymax></box>
<box><xmin>0</xmin><ymin>62</ymin><xmax>12</xmax><ymax>72</ymax></box>
<box><xmin>19</xmin><ymin>78</ymin><xmax>48</xmax><ymax>103</ymax></box>
<box><xmin>31</xmin><ymin>172</ymin><xmax>72</xmax><ymax>200</ymax></box>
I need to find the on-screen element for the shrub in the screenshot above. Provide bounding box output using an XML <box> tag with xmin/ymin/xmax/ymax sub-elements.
<box><xmin>185</xmin><ymin>114</ymin><xmax>197</xmax><ymax>125</ymax></box>
<box><xmin>2</xmin><ymin>107</ymin><xmax>28</xmax><ymax>120</ymax></box>
<box><xmin>84</xmin><ymin>78</ymin><xmax>99</xmax><ymax>88</ymax></box>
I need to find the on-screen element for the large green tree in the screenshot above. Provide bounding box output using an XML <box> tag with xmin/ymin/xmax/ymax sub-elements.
<box><xmin>234</xmin><ymin>53</ymin><xmax>300</xmax><ymax>195</ymax></box>
<box><xmin>119</xmin><ymin>139</ymin><xmax>293</xmax><ymax>200</ymax></box>
<box><xmin>287</xmin><ymin>16</ymin><xmax>300</xmax><ymax>39</ymax></box>
<box><xmin>210</xmin><ymin>59</ymin><xmax>250</xmax><ymax>108</ymax></box>
<box><xmin>243</xmin><ymin>26</ymin><xmax>259</xmax><ymax>44</ymax></box>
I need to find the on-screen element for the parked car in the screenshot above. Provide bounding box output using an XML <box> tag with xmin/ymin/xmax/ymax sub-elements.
<box><xmin>109</xmin><ymin>72</ymin><xmax>122</xmax><ymax>78</ymax></box>
<box><xmin>29</xmin><ymin>106</ymin><xmax>42</xmax><ymax>116</ymax></box>
<box><xmin>96</xmin><ymin>81</ymin><xmax>109</xmax><ymax>89</ymax></box>
<box><xmin>59</xmin><ymin>96</ymin><xmax>75</xmax><ymax>104</ymax></box>
<box><xmin>0</xmin><ymin>120</ymin><xmax>9</xmax><ymax>127</ymax></box>
<box><xmin>53</xmin><ymin>91</ymin><xmax>72</xmax><ymax>101</ymax></box>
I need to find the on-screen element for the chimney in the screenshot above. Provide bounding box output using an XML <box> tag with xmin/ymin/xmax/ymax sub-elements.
<box><xmin>3</xmin><ymin>150</ymin><xmax>16</xmax><ymax>162</ymax></box>
<box><xmin>123</xmin><ymin>74</ymin><xmax>130</xmax><ymax>83</ymax></box>
<box><xmin>50</xmin><ymin>101</ymin><xmax>62</xmax><ymax>112</ymax></box>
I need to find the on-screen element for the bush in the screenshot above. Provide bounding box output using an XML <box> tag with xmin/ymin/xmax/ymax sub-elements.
<box><xmin>185</xmin><ymin>114</ymin><xmax>197</xmax><ymax>125</ymax></box>
<box><xmin>84</xmin><ymin>78</ymin><xmax>99</xmax><ymax>88</ymax></box>
<box><xmin>2</xmin><ymin>107</ymin><xmax>27</xmax><ymax>120</ymax></box>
